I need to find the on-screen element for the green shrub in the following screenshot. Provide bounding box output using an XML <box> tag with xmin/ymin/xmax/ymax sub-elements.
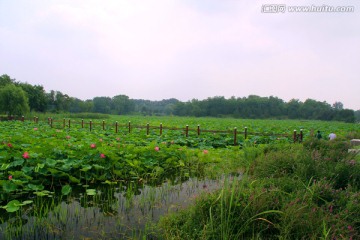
<box><xmin>250</xmin><ymin>144</ymin><xmax>304</xmax><ymax>179</ymax></box>
<box><xmin>303</xmin><ymin>138</ymin><xmax>350</xmax><ymax>162</ymax></box>
<box><xmin>159</xmin><ymin>139</ymin><xmax>360</xmax><ymax>239</ymax></box>
<box><xmin>333</xmin><ymin>159</ymin><xmax>360</xmax><ymax>190</ymax></box>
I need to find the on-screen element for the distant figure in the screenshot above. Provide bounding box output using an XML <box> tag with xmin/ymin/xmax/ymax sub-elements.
<box><xmin>315</xmin><ymin>130</ymin><xmax>322</xmax><ymax>140</ymax></box>
<box><xmin>328</xmin><ymin>132</ymin><xmax>336</xmax><ymax>140</ymax></box>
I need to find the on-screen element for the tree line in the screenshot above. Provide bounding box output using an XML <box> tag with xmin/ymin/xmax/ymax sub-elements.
<box><xmin>172</xmin><ymin>96</ymin><xmax>356</xmax><ymax>123</ymax></box>
<box><xmin>0</xmin><ymin>74</ymin><xmax>358</xmax><ymax>123</ymax></box>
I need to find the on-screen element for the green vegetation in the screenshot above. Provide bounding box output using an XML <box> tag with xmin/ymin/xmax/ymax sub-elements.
<box><xmin>159</xmin><ymin>140</ymin><xmax>360</xmax><ymax>239</ymax></box>
<box><xmin>0</xmin><ymin>115</ymin><xmax>359</xmax><ymax>239</ymax></box>
<box><xmin>0</xmin><ymin>120</ymin><xmax>213</xmax><ymax>200</ymax></box>
<box><xmin>0</xmin><ymin>84</ymin><xmax>29</xmax><ymax>116</ymax></box>
<box><xmin>1</xmin><ymin>74</ymin><xmax>358</xmax><ymax>122</ymax></box>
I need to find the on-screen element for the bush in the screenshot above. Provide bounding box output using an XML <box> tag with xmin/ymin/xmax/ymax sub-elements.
<box><xmin>159</xmin><ymin>141</ymin><xmax>360</xmax><ymax>239</ymax></box>
<box><xmin>303</xmin><ymin>138</ymin><xmax>350</xmax><ymax>162</ymax></box>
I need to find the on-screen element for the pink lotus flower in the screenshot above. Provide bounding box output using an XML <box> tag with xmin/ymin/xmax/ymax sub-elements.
<box><xmin>34</xmin><ymin>128</ymin><xmax>38</xmax><ymax>131</ymax></box>
<box><xmin>100</xmin><ymin>153</ymin><xmax>106</xmax><ymax>158</ymax></box>
<box><xmin>90</xmin><ymin>144</ymin><xmax>96</xmax><ymax>148</ymax></box>
<box><xmin>154</xmin><ymin>146</ymin><xmax>160</xmax><ymax>151</ymax></box>
<box><xmin>99</xmin><ymin>138</ymin><xmax>103</xmax><ymax>142</ymax></box>
<box><xmin>22</xmin><ymin>152</ymin><xmax>30</xmax><ymax>159</ymax></box>
<box><xmin>66</xmin><ymin>135</ymin><xmax>71</xmax><ymax>139</ymax></box>
<box><xmin>7</xmin><ymin>143</ymin><xmax>13</xmax><ymax>148</ymax></box>
<box><xmin>8</xmin><ymin>175</ymin><xmax>12</xmax><ymax>180</ymax></box>
<box><xmin>203</xmin><ymin>150</ymin><xmax>209</xmax><ymax>154</ymax></box>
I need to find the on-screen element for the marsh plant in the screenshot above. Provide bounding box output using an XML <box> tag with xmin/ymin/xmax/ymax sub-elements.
<box><xmin>158</xmin><ymin>139</ymin><xmax>360</xmax><ymax>239</ymax></box>
<box><xmin>1</xmin><ymin>118</ymin><xmax>359</xmax><ymax>239</ymax></box>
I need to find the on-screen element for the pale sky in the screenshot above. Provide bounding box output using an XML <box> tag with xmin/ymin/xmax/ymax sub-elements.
<box><xmin>1</xmin><ymin>0</ymin><xmax>359</xmax><ymax>110</ymax></box>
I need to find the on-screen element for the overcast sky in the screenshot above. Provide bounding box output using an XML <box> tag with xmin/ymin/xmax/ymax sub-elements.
<box><xmin>1</xmin><ymin>0</ymin><xmax>359</xmax><ymax>110</ymax></box>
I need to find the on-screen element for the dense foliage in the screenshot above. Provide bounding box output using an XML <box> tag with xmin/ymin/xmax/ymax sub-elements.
<box><xmin>159</xmin><ymin>140</ymin><xmax>360</xmax><ymax>239</ymax></box>
<box><xmin>0</xmin><ymin>121</ymin><xmax>213</xmax><ymax>204</ymax></box>
<box><xmin>0</xmin><ymin>74</ymin><xmax>358</xmax><ymax>123</ymax></box>
<box><xmin>172</xmin><ymin>96</ymin><xmax>356</xmax><ymax>122</ymax></box>
<box><xmin>0</xmin><ymin>116</ymin><xmax>359</xmax><ymax>239</ymax></box>
<box><xmin>0</xmin><ymin>84</ymin><xmax>29</xmax><ymax>116</ymax></box>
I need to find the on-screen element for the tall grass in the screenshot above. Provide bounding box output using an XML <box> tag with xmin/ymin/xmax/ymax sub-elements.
<box><xmin>158</xmin><ymin>139</ymin><xmax>360</xmax><ymax>239</ymax></box>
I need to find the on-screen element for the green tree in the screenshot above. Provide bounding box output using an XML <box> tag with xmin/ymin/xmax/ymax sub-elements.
<box><xmin>205</xmin><ymin>96</ymin><xmax>229</xmax><ymax>116</ymax></box>
<box><xmin>242</xmin><ymin>95</ymin><xmax>264</xmax><ymax>118</ymax></box>
<box><xmin>68</xmin><ymin>98</ymin><xmax>83</xmax><ymax>113</ymax></box>
<box><xmin>18</xmin><ymin>83</ymin><xmax>47</xmax><ymax>112</ymax></box>
<box><xmin>300</xmin><ymin>99</ymin><xmax>333</xmax><ymax>120</ymax></box>
<box><xmin>111</xmin><ymin>95</ymin><xmax>134</xmax><ymax>114</ymax></box>
<box><xmin>286</xmin><ymin>99</ymin><xmax>302</xmax><ymax>119</ymax></box>
<box><xmin>173</xmin><ymin>102</ymin><xmax>189</xmax><ymax>116</ymax></box>
<box><xmin>268</xmin><ymin>96</ymin><xmax>285</xmax><ymax>117</ymax></box>
<box><xmin>0</xmin><ymin>84</ymin><xmax>30</xmax><ymax>116</ymax></box>
<box><xmin>93</xmin><ymin>97</ymin><xmax>112</xmax><ymax>113</ymax></box>
<box><xmin>68</xmin><ymin>98</ymin><xmax>93</xmax><ymax>113</ymax></box>
<box><xmin>0</xmin><ymin>74</ymin><xmax>16</xmax><ymax>87</ymax></box>
<box><xmin>55</xmin><ymin>92</ymin><xmax>71</xmax><ymax>112</ymax></box>
<box><xmin>46</xmin><ymin>90</ymin><xmax>71</xmax><ymax>112</ymax></box>
<box><xmin>334</xmin><ymin>109</ymin><xmax>355</xmax><ymax>123</ymax></box>
<box><xmin>83</xmin><ymin>99</ymin><xmax>94</xmax><ymax>112</ymax></box>
<box><xmin>355</xmin><ymin>110</ymin><xmax>360</xmax><ymax>122</ymax></box>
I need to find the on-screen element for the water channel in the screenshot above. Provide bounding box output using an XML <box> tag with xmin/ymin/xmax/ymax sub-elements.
<box><xmin>0</xmin><ymin>175</ymin><xmax>239</xmax><ymax>239</ymax></box>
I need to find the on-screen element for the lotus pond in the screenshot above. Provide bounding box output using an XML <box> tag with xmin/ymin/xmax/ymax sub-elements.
<box><xmin>1</xmin><ymin>119</ymin><xmax>246</xmax><ymax>239</ymax></box>
<box><xmin>0</xmin><ymin>118</ymin><xmax>358</xmax><ymax>239</ymax></box>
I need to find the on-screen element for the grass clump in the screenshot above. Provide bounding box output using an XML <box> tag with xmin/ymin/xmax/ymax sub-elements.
<box><xmin>158</xmin><ymin>139</ymin><xmax>360</xmax><ymax>239</ymax></box>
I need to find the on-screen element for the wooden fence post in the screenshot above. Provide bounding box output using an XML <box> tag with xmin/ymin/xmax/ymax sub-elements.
<box><xmin>63</xmin><ymin>118</ymin><xmax>66</xmax><ymax>128</ymax></box>
<box><xmin>82</xmin><ymin>119</ymin><xmax>84</xmax><ymax>128</ymax></box>
<box><xmin>128</xmin><ymin>121</ymin><xmax>131</xmax><ymax>133</ymax></box>
<box><xmin>68</xmin><ymin>119</ymin><xmax>71</xmax><ymax>129</ymax></box>
<box><xmin>21</xmin><ymin>116</ymin><xmax>24</xmax><ymax>122</ymax></box>
<box><xmin>293</xmin><ymin>130</ymin><xmax>297</xmax><ymax>143</ymax></box>
<box><xmin>146</xmin><ymin>123</ymin><xmax>149</xmax><ymax>135</ymax></box>
<box><xmin>197</xmin><ymin>125</ymin><xmax>200</xmax><ymax>136</ymax></box>
<box><xmin>50</xmin><ymin>118</ymin><xmax>53</xmax><ymax>128</ymax></box>
<box><xmin>115</xmin><ymin>121</ymin><xmax>118</xmax><ymax>133</ymax></box>
<box><xmin>300</xmin><ymin>129</ymin><xmax>303</xmax><ymax>142</ymax></box>
<box><xmin>160</xmin><ymin>123</ymin><xmax>163</xmax><ymax>136</ymax></box>
<box><xmin>90</xmin><ymin>120</ymin><xmax>92</xmax><ymax>131</ymax></box>
<box><xmin>234</xmin><ymin>127</ymin><xmax>237</xmax><ymax>146</ymax></box>
<box><xmin>185</xmin><ymin>125</ymin><xmax>189</xmax><ymax>137</ymax></box>
<box><xmin>103</xmin><ymin>120</ymin><xmax>105</xmax><ymax>130</ymax></box>
<box><xmin>244</xmin><ymin>127</ymin><xmax>248</xmax><ymax>139</ymax></box>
